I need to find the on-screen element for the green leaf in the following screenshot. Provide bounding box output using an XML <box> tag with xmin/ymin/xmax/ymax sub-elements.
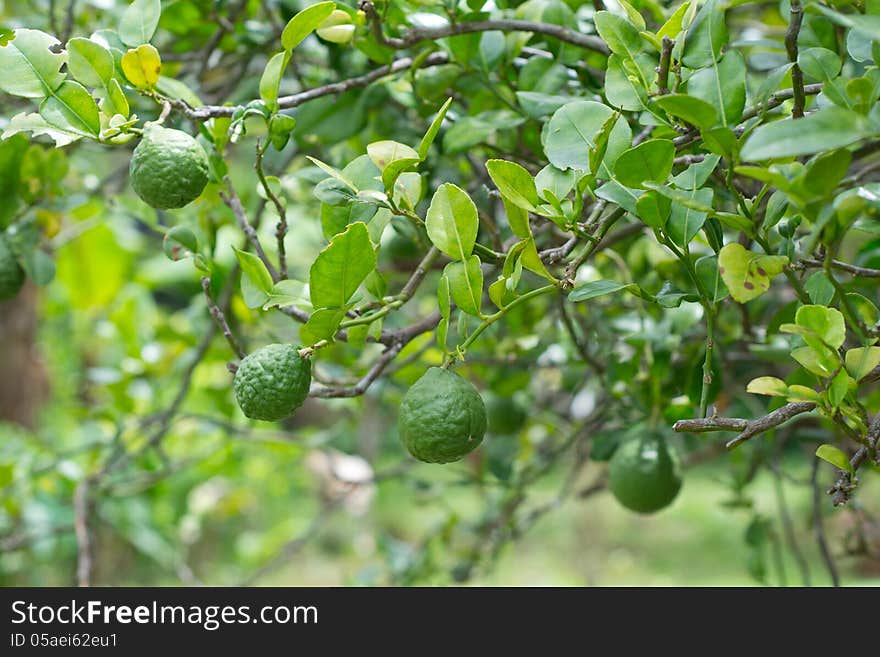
<box><xmin>594</xmin><ymin>11</ymin><xmax>644</xmax><ymax>68</ymax></box>
<box><xmin>815</xmin><ymin>444</ymin><xmax>853</xmax><ymax>473</ymax></box>
<box><xmin>695</xmin><ymin>254</ymin><xmax>728</xmax><ymax>303</ymax></box>
<box><xmin>301</xmin><ymin>307</ymin><xmax>346</xmax><ymax>344</ymax></box>
<box><xmin>261</xmin><ymin>279</ymin><xmax>309</xmax><ymax>310</ymax></box>
<box><xmin>828</xmin><ymin>369</ymin><xmax>854</xmax><ymax>409</ymax></box>
<box><xmin>2</xmin><ymin>111</ymin><xmax>81</xmax><ymax>146</ymax></box>
<box><xmin>740</xmin><ymin>107</ymin><xmax>873</xmax><ymax>161</ymax></box>
<box><xmin>786</xmin><ymin>385</ymin><xmax>820</xmax><ymax>403</ymax></box>
<box><xmin>846</xmin><ymin>293</ymin><xmax>880</xmax><ymax>331</ymax></box>
<box><xmin>368</xmin><ymin>140</ymin><xmax>420</xmax><ymax>172</ymax></box>
<box><xmin>569</xmin><ymin>279</ymin><xmax>638</xmax><ymax>302</ymax></box>
<box><xmin>652</xmin><ymin>94</ymin><xmax>719</xmax><ymax>131</ymax></box>
<box><xmin>746</xmin><ymin>376</ymin><xmax>788</xmax><ymax>397</ymax></box>
<box><xmin>486</xmin><ymin>159</ymin><xmax>540</xmax><ymax>212</ymax></box>
<box><xmin>426</xmin><ymin>183</ymin><xmax>478</xmax><ymax>261</ymax></box>
<box><xmin>316</xmin><ymin>10</ymin><xmax>354</xmax><ymax>44</ymax></box>
<box><xmin>685</xmin><ymin>50</ymin><xmax>746</xmax><ymax>127</ymax></box>
<box><xmin>67</xmin><ymin>37</ymin><xmax>114</xmax><ymax>87</ymax></box>
<box><xmin>520</xmin><ymin>237</ymin><xmax>557</xmax><ymax>283</ymax></box>
<box><xmin>259</xmin><ymin>51</ymin><xmax>290</xmax><ymax>112</ymax></box>
<box><xmin>795</xmin><ymin>305</ymin><xmax>846</xmax><ymax>350</ymax></box>
<box><xmin>40</xmin><ymin>81</ymin><xmax>101</xmax><ymax>137</ymax></box>
<box><xmin>666</xmin><ymin>188</ymin><xmax>713</xmax><ymax>248</ymax></box>
<box><xmin>798</xmin><ymin>47</ymin><xmax>842</xmax><ymax>83</ymax></box>
<box><xmin>418</xmin><ymin>97</ymin><xmax>452</xmax><ymax>160</ymax></box>
<box><xmin>282</xmin><ymin>1</ymin><xmax>336</xmax><ymax>51</ymax></box>
<box><xmin>501</xmin><ymin>195</ymin><xmax>531</xmax><ymax>239</ymax></box>
<box><xmin>804</xmin><ymin>271</ymin><xmax>835</xmax><ymax>306</ymax></box>
<box><xmin>233</xmin><ymin>247</ymin><xmax>275</xmax><ymax>309</ymax></box>
<box><xmin>0</xmin><ymin>29</ymin><xmax>66</xmax><ymax>98</ymax></box>
<box><xmin>119</xmin><ymin>0</ymin><xmax>161</xmax><ymax>47</ymax></box>
<box><xmin>444</xmin><ymin>255</ymin><xmax>484</xmax><ymax>318</ymax></box>
<box><xmin>790</xmin><ymin>346</ymin><xmax>836</xmax><ymax>377</ymax></box>
<box><xmin>635</xmin><ymin>190</ymin><xmax>671</xmax><ymax>229</ymax></box>
<box><xmin>309</xmin><ymin>222</ymin><xmax>377</xmax><ymax>308</ymax></box>
<box><xmin>717</xmin><ymin>243</ymin><xmax>788</xmax><ymax>303</ymax></box>
<box><xmin>845</xmin><ymin>347</ymin><xmax>880</xmax><ymax>381</ymax></box>
<box><xmin>681</xmin><ymin>0</ymin><xmax>727</xmax><ymax>68</ymax></box>
<box><xmin>595</xmin><ymin>180</ymin><xmax>643</xmax><ymax>215</ymax></box>
<box><xmin>542</xmin><ymin>100</ymin><xmax>631</xmax><ymax>176</ymax></box>
<box><xmin>268</xmin><ymin>113</ymin><xmax>297</xmax><ymax>151</ymax></box>
<box><xmin>613</xmin><ymin>139</ymin><xmax>675</xmax><ymax>189</ymax></box>
<box><xmin>163</xmin><ymin>226</ymin><xmax>198</xmax><ymax>261</ymax></box>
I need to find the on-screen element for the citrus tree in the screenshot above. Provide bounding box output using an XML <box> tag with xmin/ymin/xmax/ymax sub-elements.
<box><xmin>0</xmin><ymin>0</ymin><xmax>878</xmax><ymax>585</ymax></box>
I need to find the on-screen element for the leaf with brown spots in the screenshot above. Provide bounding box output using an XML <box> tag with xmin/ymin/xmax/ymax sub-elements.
<box><xmin>717</xmin><ymin>243</ymin><xmax>788</xmax><ymax>303</ymax></box>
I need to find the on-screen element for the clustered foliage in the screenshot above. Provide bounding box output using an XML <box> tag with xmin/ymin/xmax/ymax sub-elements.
<box><xmin>0</xmin><ymin>0</ymin><xmax>878</xmax><ymax>585</ymax></box>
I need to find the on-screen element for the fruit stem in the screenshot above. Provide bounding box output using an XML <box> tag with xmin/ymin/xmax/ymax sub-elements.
<box><xmin>299</xmin><ymin>340</ymin><xmax>330</xmax><ymax>358</ymax></box>
<box><xmin>443</xmin><ymin>284</ymin><xmax>557</xmax><ymax>367</ymax></box>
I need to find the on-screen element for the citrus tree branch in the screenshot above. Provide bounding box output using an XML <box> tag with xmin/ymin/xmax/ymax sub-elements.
<box><xmin>673</xmin><ymin>401</ymin><xmax>817</xmax><ymax>449</ymax></box>
<box><xmin>785</xmin><ymin>0</ymin><xmax>806</xmax><ymax>118</ymax></box>
<box><xmin>220</xmin><ymin>177</ymin><xmax>280</xmax><ymax>282</ymax></box>
<box><xmin>358</xmin><ymin>0</ymin><xmax>609</xmax><ymax>54</ymax></box>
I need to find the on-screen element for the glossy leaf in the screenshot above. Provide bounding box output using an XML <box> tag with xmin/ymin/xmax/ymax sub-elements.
<box><xmin>426</xmin><ymin>183</ymin><xmax>478</xmax><ymax>261</ymax></box>
<box><xmin>119</xmin><ymin>0</ymin><xmax>161</xmax><ymax>47</ymax></box>
<box><xmin>309</xmin><ymin>221</ymin><xmax>377</xmax><ymax>309</ymax></box>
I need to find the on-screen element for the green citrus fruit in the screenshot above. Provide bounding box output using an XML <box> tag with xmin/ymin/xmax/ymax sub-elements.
<box><xmin>486</xmin><ymin>394</ymin><xmax>527</xmax><ymax>435</ymax></box>
<box><xmin>608</xmin><ymin>432</ymin><xmax>682</xmax><ymax>514</ymax></box>
<box><xmin>398</xmin><ymin>367</ymin><xmax>487</xmax><ymax>463</ymax></box>
<box><xmin>233</xmin><ymin>344</ymin><xmax>311</xmax><ymax>421</ymax></box>
<box><xmin>129</xmin><ymin>125</ymin><xmax>209</xmax><ymax>209</ymax></box>
<box><xmin>0</xmin><ymin>234</ymin><xmax>24</xmax><ymax>301</ymax></box>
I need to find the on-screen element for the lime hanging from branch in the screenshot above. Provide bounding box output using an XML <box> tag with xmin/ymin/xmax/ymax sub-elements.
<box><xmin>233</xmin><ymin>344</ymin><xmax>312</xmax><ymax>421</ymax></box>
<box><xmin>398</xmin><ymin>367</ymin><xmax>487</xmax><ymax>463</ymax></box>
<box><xmin>129</xmin><ymin>124</ymin><xmax>209</xmax><ymax>210</ymax></box>
<box><xmin>608</xmin><ymin>431</ymin><xmax>683</xmax><ymax>514</ymax></box>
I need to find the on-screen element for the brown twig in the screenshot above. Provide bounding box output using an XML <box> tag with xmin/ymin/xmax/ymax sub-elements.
<box><xmin>358</xmin><ymin>0</ymin><xmax>609</xmax><ymax>54</ymax></box>
<box><xmin>785</xmin><ymin>0</ymin><xmax>806</xmax><ymax>118</ymax></box>
<box><xmin>201</xmin><ymin>276</ymin><xmax>245</xmax><ymax>359</ymax></box>
<box><xmin>811</xmin><ymin>457</ymin><xmax>841</xmax><ymax>586</ymax></box>
<box><xmin>220</xmin><ymin>177</ymin><xmax>280</xmax><ymax>282</ymax></box>
<box><xmin>799</xmin><ymin>258</ymin><xmax>880</xmax><ymax>278</ymax></box>
<box><xmin>673</xmin><ymin>402</ymin><xmax>817</xmax><ymax>449</ymax></box>
<box><xmin>656</xmin><ymin>36</ymin><xmax>674</xmax><ymax>95</ymax></box>
<box><xmin>255</xmin><ymin>140</ymin><xmax>289</xmax><ymax>279</ymax></box>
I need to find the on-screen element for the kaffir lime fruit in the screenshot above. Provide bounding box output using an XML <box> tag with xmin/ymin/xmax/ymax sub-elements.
<box><xmin>129</xmin><ymin>125</ymin><xmax>209</xmax><ymax>209</ymax></box>
<box><xmin>398</xmin><ymin>367</ymin><xmax>487</xmax><ymax>464</ymax></box>
<box><xmin>486</xmin><ymin>394</ymin><xmax>527</xmax><ymax>435</ymax></box>
<box><xmin>0</xmin><ymin>235</ymin><xmax>24</xmax><ymax>301</ymax></box>
<box><xmin>233</xmin><ymin>344</ymin><xmax>311</xmax><ymax>421</ymax></box>
<box><xmin>608</xmin><ymin>432</ymin><xmax>682</xmax><ymax>514</ymax></box>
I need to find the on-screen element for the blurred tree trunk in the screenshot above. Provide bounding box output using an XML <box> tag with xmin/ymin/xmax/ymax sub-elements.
<box><xmin>0</xmin><ymin>282</ymin><xmax>48</xmax><ymax>428</ymax></box>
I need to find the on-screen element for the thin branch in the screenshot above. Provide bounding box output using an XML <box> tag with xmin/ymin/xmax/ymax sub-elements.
<box><xmin>811</xmin><ymin>457</ymin><xmax>841</xmax><ymax>586</ymax></box>
<box><xmin>785</xmin><ymin>0</ymin><xmax>806</xmax><ymax>118</ymax></box>
<box><xmin>73</xmin><ymin>481</ymin><xmax>92</xmax><ymax>587</ymax></box>
<box><xmin>170</xmin><ymin>52</ymin><xmax>451</xmax><ymax>120</ymax></box>
<box><xmin>255</xmin><ymin>140</ymin><xmax>289</xmax><ymax>279</ymax></box>
<box><xmin>309</xmin><ymin>342</ymin><xmax>405</xmax><ymax>398</ymax></box>
<box><xmin>220</xmin><ymin>177</ymin><xmax>279</xmax><ymax>282</ymax></box>
<box><xmin>828</xmin><ymin>413</ymin><xmax>880</xmax><ymax>506</ymax></box>
<box><xmin>740</xmin><ymin>83</ymin><xmax>823</xmax><ymax>122</ymax></box>
<box><xmin>656</xmin><ymin>36</ymin><xmax>674</xmax><ymax>95</ymax></box>
<box><xmin>359</xmin><ymin>1</ymin><xmax>609</xmax><ymax>54</ymax></box>
<box><xmin>201</xmin><ymin>276</ymin><xmax>245</xmax><ymax>359</ymax></box>
<box><xmin>800</xmin><ymin>258</ymin><xmax>880</xmax><ymax>278</ymax></box>
<box><xmin>673</xmin><ymin>401</ymin><xmax>817</xmax><ymax>449</ymax></box>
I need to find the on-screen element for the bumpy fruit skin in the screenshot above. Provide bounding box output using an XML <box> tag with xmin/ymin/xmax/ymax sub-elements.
<box><xmin>398</xmin><ymin>367</ymin><xmax>487</xmax><ymax>463</ymax></box>
<box><xmin>129</xmin><ymin>125</ymin><xmax>209</xmax><ymax>209</ymax></box>
<box><xmin>233</xmin><ymin>344</ymin><xmax>311</xmax><ymax>421</ymax></box>
<box><xmin>0</xmin><ymin>235</ymin><xmax>25</xmax><ymax>301</ymax></box>
<box><xmin>486</xmin><ymin>395</ymin><xmax>527</xmax><ymax>435</ymax></box>
<box><xmin>608</xmin><ymin>432</ymin><xmax>682</xmax><ymax>514</ymax></box>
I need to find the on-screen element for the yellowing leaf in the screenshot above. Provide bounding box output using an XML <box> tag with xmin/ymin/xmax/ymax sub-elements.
<box><xmin>746</xmin><ymin>376</ymin><xmax>788</xmax><ymax>397</ymax></box>
<box><xmin>717</xmin><ymin>243</ymin><xmax>788</xmax><ymax>303</ymax></box>
<box><xmin>845</xmin><ymin>346</ymin><xmax>880</xmax><ymax>381</ymax></box>
<box><xmin>122</xmin><ymin>44</ymin><xmax>161</xmax><ymax>89</ymax></box>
